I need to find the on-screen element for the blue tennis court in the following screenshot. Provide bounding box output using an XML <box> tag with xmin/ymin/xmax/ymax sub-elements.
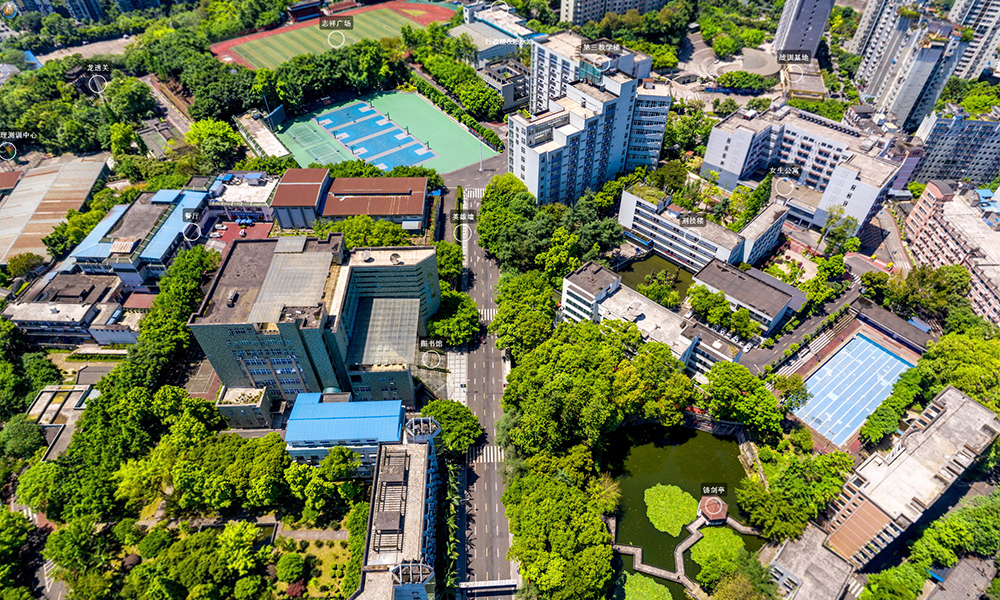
<box><xmin>313</xmin><ymin>101</ymin><xmax>436</xmax><ymax>170</ymax></box>
<box><xmin>794</xmin><ymin>334</ymin><xmax>914</xmax><ymax>446</ymax></box>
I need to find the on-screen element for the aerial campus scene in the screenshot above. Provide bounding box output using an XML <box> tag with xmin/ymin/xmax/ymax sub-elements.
<box><xmin>4</xmin><ymin>0</ymin><xmax>1000</xmax><ymax>600</ymax></box>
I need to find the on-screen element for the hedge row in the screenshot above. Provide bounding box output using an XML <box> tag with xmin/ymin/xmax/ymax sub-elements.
<box><xmin>409</xmin><ymin>73</ymin><xmax>505</xmax><ymax>152</ymax></box>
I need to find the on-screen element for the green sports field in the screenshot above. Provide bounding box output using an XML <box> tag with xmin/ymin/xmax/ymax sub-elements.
<box><xmin>232</xmin><ymin>9</ymin><xmax>419</xmax><ymax>69</ymax></box>
<box><xmin>275</xmin><ymin>91</ymin><xmax>499</xmax><ymax>174</ymax></box>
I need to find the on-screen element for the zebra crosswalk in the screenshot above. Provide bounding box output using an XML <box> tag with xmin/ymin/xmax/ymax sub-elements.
<box><xmin>847</xmin><ymin>577</ymin><xmax>865</xmax><ymax>598</ymax></box>
<box><xmin>467</xmin><ymin>444</ymin><xmax>505</xmax><ymax>464</ymax></box>
<box><xmin>479</xmin><ymin>308</ymin><xmax>497</xmax><ymax>323</ymax></box>
<box><xmin>464</xmin><ymin>187</ymin><xmax>485</xmax><ymax>200</ymax></box>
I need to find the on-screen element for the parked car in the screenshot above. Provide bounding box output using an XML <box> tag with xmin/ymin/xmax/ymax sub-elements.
<box><xmin>209</xmin><ymin>232</ymin><xmax>223</xmax><ymax>238</ymax></box>
<box><xmin>214</xmin><ymin>224</ymin><xmax>228</xmax><ymax>231</ymax></box>
<box><xmin>684</xmin><ymin>310</ymin><xmax>694</xmax><ymax>319</ymax></box>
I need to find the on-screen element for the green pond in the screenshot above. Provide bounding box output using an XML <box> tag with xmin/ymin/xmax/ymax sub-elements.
<box><xmin>617</xmin><ymin>254</ymin><xmax>696</xmax><ymax>297</ymax></box>
<box><xmin>607</xmin><ymin>425</ymin><xmax>764</xmax><ymax>597</ymax></box>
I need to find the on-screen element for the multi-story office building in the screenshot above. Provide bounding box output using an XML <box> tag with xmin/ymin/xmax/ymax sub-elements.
<box><xmin>693</xmin><ymin>260</ymin><xmax>796</xmax><ymax>336</ymax></box>
<box><xmin>14</xmin><ymin>0</ymin><xmax>53</xmax><ymax>14</ymax></box>
<box><xmin>562</xmin><ymin>262</ymin><xmax>742</xmax><ymax>378</ymax></box>
<box><xmin>527</xmin><ymin>32</ymin><xmax>652</xmax><ymax>113</ymax></box>
<box><xmin>912</xmin><ymin>105</ymin><xmax>1000</xmax><ymax>185</ymax></box>
<box><xmin>949</xmin><ymin>0</ymin><xmax>1000</xmax><ymax>78</ymax></box>
<box><xmin>285</xmin><ymin>393</ymin><xmax>405</xmax><ymax>474</ymax></box>
<box><xmin>64</xmin><ymin>0</ymin><xmax>103</xmax><ymax>20</ymax></box>
<box><xmin>188</xmin><ymin>235</ymin><xmax>440</xmax><ymax>406</ymax></box>
<box><xmin>511</xmin><ymin>33</ymin><xmax>671</xmax><ymax>203</ymax></box>
<box><xmin>559</xmin><ymin>0</ymin><xmax>670</xmax><ymax>25</ymax></box>
<box><xmin>904</xmin><ymin>181</ymin><xmax>1000</xmax><ymax>324</ymax></box>
<box><xmin>823</xmin><ymin>386</ymin><xmax>999</xmax><ymax>566</ymax></box>
<box><xmin>773</xmin><ymin>0</ymin><xmax>835</xmax><ymax>58</ymax></box>
<box><xmin>618</xmin><ymin>185</ymin><xmax>788</xmax><ymax>270</ymax></box>
<box><xmin>2</xmin><ymin>272</ymin><xmax>136</xmax><ymax>347</ymax></box>
<box><xmin>479</xmin><ymin>60</ymin><xmax>530</xmax><ymax>111</ymax></box>
<box><xmin>352</xmin><ymin>418</ymin><xmax>442</xmax><ymax>600</ymax></box>
<box><xmin>853</xmin><ymin>10</ymin><xmax>967</xmax><ymax>132</ymax></box>
<box><xmin>618</xmin><ymin>185</ymin><xmax>745</xmax><ymax>271</ymax></box>
<box><xmin>702</xmin><ymin>104</ymin><xmax>900</xmax><ymax>231</ymax></box>
<box><xmin>69</xmin><ymin>189</ymin><xmax>211</xmax><ymax>291</ymax></box>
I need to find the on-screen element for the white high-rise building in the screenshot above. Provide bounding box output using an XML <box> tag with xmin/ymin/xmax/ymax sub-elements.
<box><xmin>528</xmin><ymin>32</ymin><xmax>652</xmax><ymax>113</ymax></box>
<box><xmin>773</xmin><ymin>0</ymin><xmax>835</xmax><ymax>58</ymax></box>
<box><xmin>559</xmin><ymin>0</ymin><xmax>669</xmax><ymax>26</ymax></box>
<box><xmin>859</xmin><ymin>20</ymin><xmax>969</xmax><ymax>132</ymax></box>
<box><xmin>912</xmin><ymin>105</ymin><xmax>1000</xmax><ymax>185</ymax></box>
<box><xmin>510</xmin><ymin>33</ymin><xmax>672</xmax><ymax>204</ymax></box>
<box><xmin>949</xmin><ymin>0</ymin><xmax>1000</xmax><ymax>78</ymax></box>
<box><xmin>701</xmin><ymin>105</ymin><xmax>901</xmax><ymax>232</ymax></box>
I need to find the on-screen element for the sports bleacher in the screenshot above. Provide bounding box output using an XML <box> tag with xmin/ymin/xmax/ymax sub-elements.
<box><xmin>287</xmin><ymin>0</ymin><xmax>323</xmax><ymax>21</ymax></box>
<box><xmin>328</xmin><ymin>0</ymin><xmax>360</xmax><ymax>12</ymax></box>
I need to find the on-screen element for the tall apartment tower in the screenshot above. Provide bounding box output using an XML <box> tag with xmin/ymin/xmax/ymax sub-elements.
<box><xmin>949</xmin><ymin>0</ymin><xmax>1000</xmax><ymax>78</ymax></box>
<box><xmin>512</xmin><ymin>33</ymin><xmax>672</xmax><ymax>204</ymax></box>
<box><xmin>856</xmin><ymin>16</ymin><xmax>968</xmax><ymax>132</ymax></box>
<box><xmin>849</xmin><ymin>0</ymin><xmax>898</xmax><ymax>55</ymax></box>
<box><xmin>773</xmin><ymin>0</ymin><xmax>835</xmax><ymax>58</ymax></box>
<box><xmin>913</xmin><ymin>105</ymin><xmax>1000</xmax><ymax>185</ymax></box>
<box><xmin>560</xmin><ymin>0</ymin><xmax>669</xmax><ymax>26</ymax></box>
<box><xmin>64</xmin><ymin>0</ymin><xmax>104</xmax><ymax>20</ymax></box>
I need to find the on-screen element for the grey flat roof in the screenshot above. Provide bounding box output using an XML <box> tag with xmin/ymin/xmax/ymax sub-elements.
<box><xmin>771</xmin><ymin>524</ymin><xmax>853</xmax><ymax>600</ymax></box>
<box><xmin>739</xmin><ymin>203</ymin><xmax>787</xmax><ymax>241</ymax></box>
<box><xmin>927</xmin><ymin>557</ymin><xmax>997</xmax><ymax>600</ymax></box>
<box><xmin>346</xmin><ymin>297</ymin><xmax>419</xmax><ymax>367</ymax></box>
<box><xmin>857</xmin><ymin>386</ymin><xmax>1000</xmax><ymax>526</ymax></box>
<box><xmin>450</xmin><ymin>22</ymin><xmax>513</xmax><ymax>50</ymax></box>
<box><xmin>566</xmin><ymin>261</ymin><xmax>619</xmax><ymax>295</ymax></box>
<box><xmin>748</xmin><ymin>267</ymin><xmax>807</xmax><ymax>312</ymax></box>
<box><xmin>853</xmin><ymin>297</ymin><xmax>935</xmax><ymax>348</ymax></box>
<box><xmin>599</xmin><ymin>283</ymin><xmax>692</xmax><ymax>357</ymax></box>
<box><xmin>191</xmin><ymin>236</ymin><xmax>343</xmax><ymax>326</ymax></box>
<box><xmin>572</xmin><ymin>80</ymin><xmax>617</xmax><ymax>103</ymax></box>
<box><xmin>694</xmin><ymin>259</ymin><xmax>792</xmax><ymax>319</ymax></box>
<box><xmin>246</xmin><ymin>252</ymin><xmax>333</xmax><ymax>324</ymax></box>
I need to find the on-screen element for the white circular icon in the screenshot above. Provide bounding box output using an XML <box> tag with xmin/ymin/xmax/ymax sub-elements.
<box><xmin>0</xmin><ymin>141</ymin><xmax>15</xmax><ymax>161</ymax></box>
<box><xmin>487</xmin><ymin>0</ymin><xmax>510</xmax><ymax>18</ymax></box>
<box><xmin>454</xmin><ymin>224</ymin><xmax>472</xmax><ymax>241</ymax></box>
<box><xmin>89</xmin><ymin>74</ymin><xmax>108</xmax><ymax>95</ymax></box>
<box><xmin>421</xmin><ymin>350</ymin><xmax>442</xmax><ymax>369</ymax></box>
<box><xmin>327</xmin><ymin>30</ymin><xmax>346</xmax><ymax>49</ymax></box>
<box><xmin>182</xmin><ymin>222</ymin><xmax>203</xmax><ymax>242</ymax></box>
<box><xmin>774</xmin><ymin>177</ymin><xmax>796</xmax><ymax>197</ymax></box>
<box><xmin>786</xmin><ymin>64</ymin><xmax>804</xmax><ymax>84</ymax></box>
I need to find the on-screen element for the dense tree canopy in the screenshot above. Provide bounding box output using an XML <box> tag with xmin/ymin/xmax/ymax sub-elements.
<box><xmin>421</xmin><ymin>399</ymin><xmax>483</xmax><ymax>457</ymax></box>
<box><xmin>428</xmin><ymin>289</ymin><xmax>480</xmax><ymax>346</ymax></box>
<box><xmin>488</xmin><ymin>270</ymin><xmax>557</xmax><ymax>361</ymax></box>
<box><xmin>705</xmin><ymin>363</ymin><xmax>784</xmax><ymax>444</ymax></box>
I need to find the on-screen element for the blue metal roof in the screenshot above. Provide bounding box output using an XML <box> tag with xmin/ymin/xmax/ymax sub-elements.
<box><xmin>976</xmin><ymin>189</ymin><xmax>994</xmax><ymax>199</ymax></box>
<box><xmin>140</xmin><ymin>191</ymin><xmax>207</xmax><ymax>262</ymax></box>
<box><xmin>150</xmin><ymin>189</ymin><xmax>181</xmax><ymax>204</ymax></box>
<box><xmin>68</xmin><ymin>204</ymin><xmax>130</xmax><ymax>260</ymax></box>
<box><xmin>285</xmin><ymin>396</ymin><xmax>404</xmax><ymax>444</ymax></box>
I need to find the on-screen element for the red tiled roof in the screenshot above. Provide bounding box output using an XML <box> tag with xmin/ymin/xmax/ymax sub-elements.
<box><xmin>698</xmin><ymin>495</ymin><xmax>728</xmax><ymax>522</ymax></box>
<box><xmin>270</xmin><ymin>169</ymin><xmax>330</xmax><ymax>208</ymax></box>
<box><xmin>321</xmin><ymin>177</ymin><xmax>427</xmax><ymax>217</ymax></box>
<box><xmin>0</xmin><ymin>171</ymin><xmax>22</xmax><ymax>191</ymax></box>
<box><xmin>278</xmin><ymin>168</ymin><xmax>329</xmax><ymax>184</ymax></box>
<box><xmin>123</xmin><ymin>292</ymin><xmax>157</xmax><ymax>310</ymax></box>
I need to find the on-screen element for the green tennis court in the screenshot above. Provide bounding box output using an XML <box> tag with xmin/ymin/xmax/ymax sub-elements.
<box><xmin>232</xmin><ymin>9</ymin><xmax>422</xmax><ymax>69</ymax></box>
<box><xmin>274</xmin><ymin>91</ymin><xmax>499</xmax><ymax>173</ymax></box>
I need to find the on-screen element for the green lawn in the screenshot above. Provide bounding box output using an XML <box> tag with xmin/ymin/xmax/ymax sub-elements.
<box><xmin>232</xmin><ymin>10</ymin><xmax>422</xmax><ymax>69</ymax></box>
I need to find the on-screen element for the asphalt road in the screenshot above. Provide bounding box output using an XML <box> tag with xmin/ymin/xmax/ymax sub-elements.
<box><xmin>443</xmin><ymin>153</ymin><xmax>516</xmax><ymax>598</ymax></box>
